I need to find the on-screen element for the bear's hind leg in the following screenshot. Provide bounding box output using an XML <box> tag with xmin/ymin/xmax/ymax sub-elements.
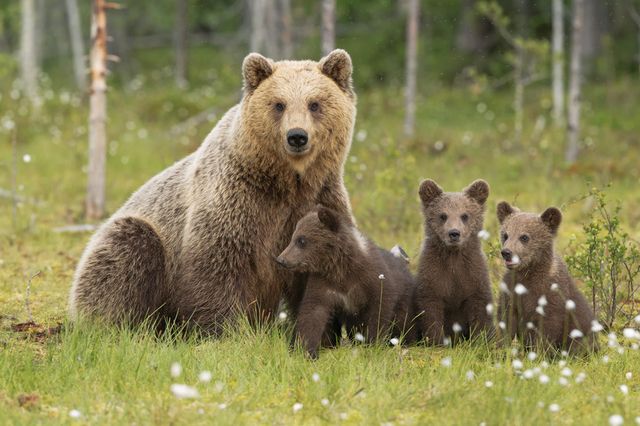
<box><xmin>69</xmin><ymin>216</ymin><xmax>168</xmax><ymax>326</ymax></box>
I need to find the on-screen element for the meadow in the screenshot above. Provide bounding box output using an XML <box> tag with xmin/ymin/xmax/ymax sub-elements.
<box><xmin>1</xmin><ymin>47</ymin><xmax>640</xmax><ymax>424</ymax></box>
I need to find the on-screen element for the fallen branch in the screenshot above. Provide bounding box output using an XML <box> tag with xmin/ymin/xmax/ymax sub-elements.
<box><xmin>52</xmin><ymin>224</ymin><xmax>98</xmax><ymax>233</ymax></box>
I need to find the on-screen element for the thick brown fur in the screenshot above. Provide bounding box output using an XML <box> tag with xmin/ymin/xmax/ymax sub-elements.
<box><xmin>69</xmin><ymin>50</ymin><xmax>357</xmax><ymax>334</ymax></box>
<box><xmin>276</xmin><ymin>206</ymin><xmax>416</xmax><ymax>359</ymax></box>
<box><xmin>496</xmin><ymin>202</ymin><xmax>598</xmax><ymax>353</ymax></box>
<box><xmin>415</xmin><ymin>179</ymin><xmax>494</xmax><ymax>344</ymax></box>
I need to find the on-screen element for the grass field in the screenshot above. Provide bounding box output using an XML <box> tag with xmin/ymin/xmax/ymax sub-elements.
<box><xmin>1</xmin><ymin>49</ymin><xmax>640</xmax><ymax>424</ymax></box>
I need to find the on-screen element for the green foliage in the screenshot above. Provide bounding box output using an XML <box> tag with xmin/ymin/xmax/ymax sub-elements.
<box><xmin>566</xmin><ymin>187</ymin><xmax>640</xmax><ymax>329</ymax></box>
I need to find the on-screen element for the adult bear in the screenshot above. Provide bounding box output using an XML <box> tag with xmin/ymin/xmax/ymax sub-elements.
<box><xmin>69</xmin><ymin>50</ymin><xmax>356</xmax><ymax>334</ymax></box>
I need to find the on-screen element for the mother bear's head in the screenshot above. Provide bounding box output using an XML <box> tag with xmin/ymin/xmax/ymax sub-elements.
<box><xmin>239</xmin><ymin>49</ymin><xmax>357</xmax><ymax>176</ymax></box>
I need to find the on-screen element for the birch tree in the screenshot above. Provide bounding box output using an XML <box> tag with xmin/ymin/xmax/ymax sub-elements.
<box><xmin>565</xmin><ymin>0</ymin><xmax>584</xmax><ymax>164</ymax></box>
<box><xmin>175</xmin><ymin>0</ymin><xmax>188</xmax><ymax>87</ymax></box>
<box><xmin>278</xmin><ymin>0</ymin><xmax>292</xmax><ymax>58</ymax></box>
<box><xmin>630</xmin><ymin>1</ymin><xmax>640</xmax><ymax>76</ymax></box>
<box><xmin>403</xmin><ymin>0</ymin><xmax>419</xmax><ymax>138</ymax></box>
<box><xmin>20</xmin><ymin>0</ymin><xmax>39</xmax><ymax>100</ymax></box>
<box><xmin>65</xmin><ymin>0</ymin><xmax>87</xmax><ymax>91</ymax></box>
<box><xmin>321</xmin><ymin>0</ymin><xmax>336</xmax><ymax>56</ymax></box>
<box><xmin>250</xmin><ymin>0</ymin><xmax>267</xmax><ymax>52</ymax></box>
<box><xmin>552</xmin><ymin>0</ymin><xmax>564</xmax><ymax>127</ymax></box>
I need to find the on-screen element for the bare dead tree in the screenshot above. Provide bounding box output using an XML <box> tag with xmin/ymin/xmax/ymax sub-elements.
<box><xmin>552</xmin><ymin>0</ymin><xmax>564</xmax><ymax>127</ymax></box>
<box><xmin>566</xmin><ymin>0</ymin><xmax>584</xmax><ymax>164</ymax></box>
<box><xmin>20</xmin><ymin>0</ymin><xmax>39</xmax><ymax>100</ymax></box>
<box><xmin>403</xmin><ymin>0</ymin><xmax>419</xmax><ymax>138</ymax></box>
<box><xmin>87</xmin><ymin>0</ymin><xmax>119</xmax><ymax>220</ymax></box>
<box><xmin>175</xmin><ymin>0</ymin><xmax>188</xmax><ymax>88</ymax></box>
<box><xmin>65</xmin><ymin>0</ymin><xmax>87</xmax><ymax>91</ymax></box>
<box><xmin>250</xmin><ymin>0</ymin><xmax>267</xmax><ymax>52</ymax></box>
<box><xmin>279</xmin><ymin>0</ymin><xmax>293</xmax><ymax>58</ymax></box>
<box><xmin>321</xmin><ymin>0</ymin><xmax>336</xmax><ymax>56</ymax></box>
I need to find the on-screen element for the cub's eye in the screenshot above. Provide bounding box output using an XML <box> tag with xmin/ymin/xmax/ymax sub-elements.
<box><xmin>296</xmin><ymin>236</ymin><xmax>306</xmax><ymax>248</ymax></box>
<box><xmin>275</xmin><ymin>102</ymin><xmax>285</xmax><ymax>112</ymax></box>
<box><xmin>461</xmin><ymin>213</ymin><xmax>469</xmax><ymax>222</ymax></box>
<box><xmin>519</xmin><ymin>235</ymin><xmax>530</xmax><ymax>243</ymax></box>
<box><xmin>309</xmin><ymin>102</ymin><xmax>320</xmax><ymax>112</ymax></box>
<box><xmin>502</xmin><ymin>233</ymin><xmax>508</xmax><ymax>242</ymax></box>
<box><xmin>439</xmin><ymin>214</ymin><xmax>448</xmax><ymax>222</ymax></box>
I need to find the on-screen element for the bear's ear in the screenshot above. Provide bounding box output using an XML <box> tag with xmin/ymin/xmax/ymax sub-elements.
<box><xmin>242</xmin><ymin>53</ymin><xmax>274</xmax><ymax>93</ymax></box>
<box><xmin>418</xmin><ymin>179</ymin><xmax>443</xmax><ymax>207</ymax></box>
<box><xmin>464</xmin><ymin>179</ymin><xmax>490</xmax><ymax>205</ymax></box>
<box><xmin>540</xmin><ymin>207</ymin><xmax>562</xmax><ymax>235</ymax></box>
<box><xmin>318</xmin><ymin>49</ymin><xmax>353</xmax><ymax>95</ymax></box>
<box><xmin>496</xmin><ymin>201</ymin><xmax>515</xmax><ymax>224</ymax></box>
<box><xmin>317</xmin><ymin>206</ymin><xmax>340</xmax><ymax>233</ymax></box>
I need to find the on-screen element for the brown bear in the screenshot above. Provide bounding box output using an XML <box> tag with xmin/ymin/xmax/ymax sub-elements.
<box><xmin>275</xmin><ymin>206</ymin><xmax>416</xmax><ymax>359</ymax></box>
<box><xmin>414</xmin><ymin>179</ymin><xmax>494</xmax><ymax>345</ymax></box>
<box><xmin>496</xmin><ymin>202</ymin><xmax>598</xmax><ymax>352</ymax></box>
<box><xmin>69</xmin><ymin>50</ymin><xmax>357</xmax><ymax>335</ymax></box>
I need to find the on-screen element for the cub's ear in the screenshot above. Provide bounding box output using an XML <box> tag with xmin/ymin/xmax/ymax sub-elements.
<box><xmin>317</xmin><ymin>205</ymin><xmax>340</xmax><ymax>233</ymax></box>
<box><xmin>318</xmin><ymin>49</ymin><xmax>353</xmax><ymax>95</ymax></box>
<box><xmin>540</xmin><ymin>207</ymin><xmax>562</xmax><ymax>235</ymax></box>
<box><xmin>496</xmin><ymin>201</ymin><xmax>515</xmax><ymax>224</ymax></box>
<box><xmin>464</xmin><ymin>179</ymin><xmax>490</xmax><ymax>205</ymax></box>
<box><xmin>418</xmin><ymin>179</ymin><xmax>443</xmax><ymax>207</ymax></box>
<box><xmin>242</xmin><ymin>53</ymin><xmax>274</xmax><ymax>93</ymax></box>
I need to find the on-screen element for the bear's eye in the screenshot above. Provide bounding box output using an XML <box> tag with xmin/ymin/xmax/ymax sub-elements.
<box><xmin>461</xmin><ymin>213</ymin><xmax>469</xmax><ymax>222</ymax></box>
<box><xmin>275</xmin><ymin>102</ymin><xmax>286</xmax><ymax>112</ymax></box>
<box><xmin>502</xmin><ymin>233</ymin><xmax>508</xmax><ymax>242</ymax></box>
<box><xmin>519</xmin><ymin>235</ymin><xmax>530</xmax><ymax>243</ymax></box>
<box><xmin>296</xmin><ymin>236</ymin><xmax>307</xmax><ymax>248</ymax></box>
<box><xmin>309</xmin><ymin>102</ymin><xmax>320</xmax><ymax>112</ymax></box>
<box><xmin>439</xmin><ymin>214</ymin><xmax>448</xmax><ymax>222</ymax></box>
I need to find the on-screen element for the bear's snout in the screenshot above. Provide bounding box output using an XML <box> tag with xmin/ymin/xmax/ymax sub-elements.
<box><xmin>275</xmin><ymin>256</ymin><xmax>290</xmax><ymax>268</ymax></box>
<box><xmin>448</xmin><ymin>229</ymin><xmax>461</xmax><ymax>242</ymax></box>
<box><xmin>501</xmin><ymin>249</ymin><xmax>512</xmax><ymax>262</ymax></box>
<box><xmin>286</xmin><ymin>128</ymin><xmax>309</xmax><ymax>152</ymax></box>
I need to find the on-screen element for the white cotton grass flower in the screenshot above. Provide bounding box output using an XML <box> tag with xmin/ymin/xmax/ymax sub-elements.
<box><xmin>536</xmin><ymin>306</ymin><xmax>545</xmax><ymax>316</ymax></box>
<box><xmin>537</xmin><ymin>295</ymin><xmax>548</xmax><ymax>307</ymax></box>
<box><xmin>278</xmin><ymin>311</ymin><xmax>288</xmax><ymax>320</ymax></box>
<box><xmin>512</xmin><ymin>359</ymin><xmax>523</xmax><ymax>370</ymax></box>
<box><xmin>591</xmin><ymin>320</ymin><xmax>604</xmax><ymax>333</ymax></box>
<box><xmin>560</xmin><ymin>367</ymin><xmax>573</xmax><ymax>377</ymax></box>
<box><xmin>623</xmin><ymin>328</ymin><xmax>639</xmax><ymax>339</ymax></box>
<box><xmin>354</xmin><ymin>332</ymin><xmax>365</xmax><ymax>342</ymax></box>
<box><xmin>565</xmin><ymin>300</ymin><xmax>576</xmax><ymax>311</ymax></box>
<box><xmin>526</xmin><ymin>322</ymin><xmax>535</xmax><ymax>330</ymax></box>
<box><xmin>478</xmin><ymin>230</ymin><xmax>490</xmax><ymax>240</ymax></box>
<box><xmin>575</xmin><ymin>372</ymin><xmax>587</xmax><ymax>383</ymax></box>
<box><xmin>523</xmin><ymin>369</ymin><xmax>535</xmax><ymax>379</ymax></box>
<box><xmin>218</xmin><ymin>403</ymin><xmax>227</xmax><ymax>410</ymax></box>
<box><xmin>499</xmin><ymin>282</ymin><xmax>510</xmax><ymax>293</ymax></box>
<box><xmin>214</xmin><ymin>381</ymin><xmax>224</xmax><ymax>393</ymax></box>
<box><xmin>486</xmin><ymin>303</ymin><xmax>494</xmax><ymax>315</ymax></box>
<box><xmin>549</xmin><ymin>403</ymin><xmax>560</xmax><ymax>413</ymax></box>
<box><xmin>620</xmin><ymin>384</ymin><xmax>629</xmax><ymax>395</ymax></box>
<box><xmin>466</xmin><ymin>370</ymin><xmax>475</xmax><ymax>381</ymax></box>
<box><xmin>23</xmin><ymin>154</ymin><xmax>32</xmax><ymax>163</ymax></box>
<box><xmin>558</xmin><ymin>360</ymin><xmax>567</xmax><ymax>368</ymax></box>
<box><xmin>198</xmin><ymin>371</ymin><xmax>212</xmax><ymax>383</ymax></box>
<box><xmin>452</xmin><ymin>322</ymin><xmax>463</xmax><ymax>334</ymax></box>
<box><xmin>561</xmin><ymin>351</ymin><xmax>569</xmax><ymax>358</ymax></box>
<box><xmin>527</xmin><ymin>352</ymin><xmax>537</xmax><ymax>361</ymax></box>
<box><xmin>389</xmin><ymin>337</ymin><xmax>400</xmax><ymax>346</ymax></box>
<box><xmin>321</xmin><ymin>398</ymin><xmax>330</xmax><ymax>407</ymax></box>
<box><xmin>170</xmin><ymin>362</ymin><xmax>182</xmax><ymax>378</ymax></box>
<box><xmin>378</xmin><ymin>274</ymin><xmax>386</xmax><ymax>280</ymax></box>
<box><xmin>514</xmin><ymin>283</ymin><xmax>528</xmax><ymax>295</ymax></box>
<box><xmin>312</xmin><ymin>372</ymin><xmax>320</xmax><ymax>382</ymax></box>
<box><xmin>441</xmin><ymin>357</ymin><xmax>452</xmax><ymax>368</ymax></box>
<box><xmin>550</xmin><ymin>283</ymin><xmax>559</xmax><ymax>291</ymax></box>
<box><xmin>603</xmin><ymin>355</ymin><xmax>610</xmax><ymax>364</ymax></box>
<box><xmin>170</xmin><ymin>384</ymin><xmax>200</xmax><ymax>399</ymax></box>
<box><xmin>609</xmin><ymin>415</ymin><xmax>624</xmax><ymax>426</ymax></box>
<box><xmin>626</xmin><ymin>372</ymin><xmax>632</xmax><ymax>380</ymax></box>
<box><xmin>443</xmin><ymin>336</ymin><xmax>452</xmax><ymax>346</ymax></box>
<box><xmin>539</xmin><ymin>374</ymin><xmax>550</xmax><ymax>384</ymax></box>
<box><xmin>498</xmin><ymin>321</ymin><xmax>506</xmax><ymax>330</ymax></box>
<box><xmin>569</xmin><ymin>329</ymin><xmax>584</xmax><ymax>339</ymax></box>
<box><xmin>69</xmin><ymin>409</ymin><xmax>82</xmax><ymax>419</ymax></box>
<box><xmin>607</xmin><ymin>395</ymin><xmax>615</xmax><ymax>403</ymax></box>
<box><xmin>635</xmin><ymin>416</ymin><xmax>640</xmax><ymax>425</ymax></box>
<box><xmin>485</xmin><ymin>381</ymin><xmax>494</xmax><ymax>388</ymax></box>
<box><xmin>558</xmin><ymin>377</ymin><xmax>569</xmax><ymax>386</ymax></box>
<box><xmin>634</xmin><ymin>314</ymin><xmax>640</xmax><ymax>324</ymax></box>
<box><xmin>292</xmin><ymin>402</ymin><xmax>303</xmax><ymax>413</ymax></box>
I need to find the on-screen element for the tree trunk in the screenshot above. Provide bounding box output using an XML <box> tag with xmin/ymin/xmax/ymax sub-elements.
<box><xmin>403</xmin><ymin>0</ymin><xmax>419</xmax><ymax>138</ymax></box>
<box><xmin>279</xmin><ymin>0</ymin><xmax>292</xmax><ymax>58</ymax></box>
<box><xmin>65</xmin><ymin>0</ymin><xmax>87</xmax><ymax>91</ymax></box>
<box><xmin>264</xmin><ymin>0</ymin><xmax>279</xmax><ymax>57</ymax></box>
<box><xmin>321</xmin><ymin>0</ymin><xmax>335</xmax><ymax>56</ymax></box>
<box><xmin>87</xmin><ymin>0</ymin><xmax>109</xmax><ymax>220</ymax></box>
<box><xmin>630</xmin><ymin>1</ymin><xmax>640</xmax><ymax>76</ymax></box>
<box><xmin>20</xmin><ymin>0</ymin><xmax>39</xmax><ymax>100</ymax></box>
<box><xmin>552</xmin><ymin>0</ymin><xmax>564</xmax><ymax>127</ymax></box>
<box><xmin>175</xmin><ymin>0</ymin><xmax>188</xmax><ymax>88</ymax></box>
<box><xmin>250</xmin><ymin>0</ymin><xmax>267</xmax><ymax>52</ymax></box>
<box><xmin>566</xmin><ymin>0</ymin><xmax>584</xmax><ymax>164</ymax></box>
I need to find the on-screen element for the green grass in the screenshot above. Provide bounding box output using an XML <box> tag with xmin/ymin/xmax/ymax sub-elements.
<box><xmin>1</xmin><ymin>49</ymin><xmax>640</xmax><ymax>424</ymax></box>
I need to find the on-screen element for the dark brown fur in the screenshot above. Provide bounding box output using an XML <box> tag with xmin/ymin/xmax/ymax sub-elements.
<box><xmin>415</xmin><ymin>179</ymin><xmax>494</xmax><ymax>344</ymax></box>
<box><xmin>496</xmin><ymin>202</ymin><xmax>598</xmax><ymax>352</ymax></box>
<box><xmin>276</xmin><ymin>206</ymin><xmax>416</xmax><ymax>358</ymax></box>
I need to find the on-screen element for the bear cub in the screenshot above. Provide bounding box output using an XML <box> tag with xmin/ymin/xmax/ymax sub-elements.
<box><xmin>415</xmin><ymin>179</ymin><xmax>494</xmax><ymax>344</ymax></box>
<box><xmin>276</xmin><ymin>205</ymin><xmax>416</xmax><ymax>359</ymax></box>
<box><xmin>496</xmin><ymin>202</ymin><xmax>598</xmax><ymax>352</ymax></box>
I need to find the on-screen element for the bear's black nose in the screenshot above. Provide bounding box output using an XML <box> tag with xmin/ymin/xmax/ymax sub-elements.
<box><xmin>287</xmin><ymin>128</ymin><xmax>308</xmax><ymax>148</ymax></box>
<box><xmin>448</xmin><ymin>230</ymin><xmax>460</xmax><ymax>241</ymax></box>
<box><xmin>501</xmin><ymin>249</ymin><xmax>512</xmax><ymax>261</ymax></box>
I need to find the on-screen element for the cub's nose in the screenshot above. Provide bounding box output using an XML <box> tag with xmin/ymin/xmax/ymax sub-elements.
<box><xmin>275</xmin><ymin>256</ymin><xmax>287</xmax><ymax>267</ymax></box>
<box><xmin>448</xmin><ymin>229</ymin><xmax>461</xmax><ymax>241</ymax></box>
<box><xmin>287</xmin><ymin>128</ymin><xmax>308</xmax><ymax>148</ymax></box>
<box><xmin>501</xmin><ymin>249</ymin><xmax>512</xmax><ymax>261</ymax></box>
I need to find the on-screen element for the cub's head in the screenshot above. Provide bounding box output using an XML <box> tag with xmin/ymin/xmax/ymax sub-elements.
<box><xmin>496</xmin><ymin>202</ymin><xmax>562</xmax><ymax>271</ymax></box>
<box><xmin>241</xmin><ymin>49</ymin><xmax>356</xmax><ymax>174</ymax></box>
<box><xmin>418</xmin><ymin>179</ymin><xmax>489</xmax><ymax>248</ymax></box>
<box><xmin>276</xmin><ymin>205</ymin><xmax>345</xmax><ymax>274</ymax></box>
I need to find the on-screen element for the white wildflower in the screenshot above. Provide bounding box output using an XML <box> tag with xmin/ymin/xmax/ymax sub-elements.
<box><xmin>69</xmin><ymin>409</ymin><xmax>82</xmax><ymax>419</ymax></box>
<box><xmin>170</xmin><ymin>384</ymin><xmax>200</xmax><ymax>399</ymax></box>
<box><xmin>558</xmin><ymin>377</ymin><xmax>569</xmax><ymax>386</ymax></box>
<box><xmin>498</xmin><ymin>321</ymin><xmax>506</xmax><ymax>330</ymax></box>
<box><xmin>609</xmin><ymin>415</ymin><xmax>624</xmax><ymax>426</ymax></box>
<box><xmin>278</xmin><ymin>311</ymin><xmax>288</xmax><ymax>320</ymax></box>
<box><xmin>565</xmin><ymin>300</ymin><xmax>576</xmax><ymax>311</ymax></box>
<box><xmin>499</xmin><ymin>282</ymin><xmax>510</xmax><ymax>293</ymax></box>
<box><xmin>441</xmin><ymin>357</ymin><xmax>452</xmax><ymax>368</ymax></box>
<box><xmin>378</xmin><ymin>274</ymin><xmax>386</xmax><ymax>280</ymax></box>
<box><xmin>312</xmin><ymin>372</ymin><xmax>320</xmax><ymax>382</ymax></box>
<box><xmin>443</xmin><ymin>337</ymin><xmax>452</xmax><ymax>346</ymax></box>
<box><xmin>620</xmin><ymin>384</ymin><xmax>629</xmax><ymax>395</ymax></box>
<box><xmin>292</xmin><ymin>403</ymin><xmax>303</xmax><ymax>413</ymax></box>
<box><xmin>389</xmin><ymin>337</ymin><xmax>400</xmax><ymax>346</ymax></box>
<box><xmin>603</xmin><ymin>355</ymin><xmax>610</xmax><ymax>364</ymax></box>
<box><xmin>635</xmin><ymin>416</ymin><xmax>640</xmax><ymax>425</ymax></box>
<box><xmin>22</xmin><ymin>154</ymin><xmax>32</xmax><ymax>163</ymax></box>
<box><xmin>634</xmin><ymin>314</ymin><xmax>640</xmax><ymax>324</ymax></box>
<box><xmin>575</xmin><ymin>372</ymin><xmax>587</xmax><ymax>383</ymax></box>
<box><xmin>526</xmin><ymin>322</ymin><xmax>535</xmax><ymax>330</ymax></box>
<box><xmin>561</xmin><ymin>351</ymin><xmax>569</xmax><ymax>357</ymax></box>
<box><xmin>198</xmin><ymin>371</ymin><xmax>212</xmax><ymax>383</ymax></box>
<box><xmin>512</xmin><ymin>359</ymin><xmax>523</xmax><ymax>370</ymax></box>
<box><xmin>486</xmin><ymin>303</ymin><xmax>494</xmax><ymax>315</ymax></box>
<box><xmin>527</xmin><ymin>352</ymin><xmax>537</xmax><ymax>361</ymax></box>
<box><xmin>452</xmin><ymin>322</ymin><xmax>462</xmax><ymax>334</ymax></box>
<box><xmin>321</xmin><ymin>398</ymin><xmax>329</xmax><ymax>406</ymax></box>
<box><xmin>354</xmin><ymin>332</ymin><xmax>365</xmax><ymax>342</ymax></box>
<box><xmin>478</xmin><ymin>230</ymin><xmax>490</xmax><ymax>240</ymax></box>
<box><xmin>549</xmin><ymin>403</ymin><xmax>560</xmax><ymax>413</ymax></box>
<box><xmin>607</xmin><ymin>395</ymin><xmax>615</xmax><ymax>403</ymax></box>
<box><xmin>559</xmin><ymin>360</ymin><xmax>567</xmax><ymax>368</ymax></box>
<box><xmin>523</xmin><ymin>369</ymin><xmax>534</xmax><ymax>379</ymax></box>
<box><xmin>537</xmin><ymin>295</ymin><xmax>548</xmax><ymax>307</ymax></box>
<box><xmin>625</xmin><ymin>372</ymin><xmax>632</xmax><ymax>380</ymax></box>
<box><xmin>550</xmin><ymin>283</ymin><xmax>559</xmax><ymax>291</ymax></box>
<box><xmin>591</xmin><ymin>320</ymin><xmax>604</xmax><ymax>333</ymax></box>
<box><xmin>465</xmin><ymin>370</ymin><xmax>475</xmax><ymax>381</ymax></box>
<box><xmin>170</xmin><ymin>362</ymin><xmax>182</xmax><ymax>378</ymax></box>
<box><xmin>539</xmin><ymin>374</ymin><xmax>550</xmax><ymax>384</ymax></box>
<box><xmin>569</xmin><ymin>329</ymin><xmax>584</xmax><ymax>339</ymax></box>
<box><xmin>485</xmin><ymin>381</ymin><xmax>494</xmax><ymax>388</ymax></box>
<box><xmin>623</xmin><ymin>328</ymin><xmax>639</xmax><ymax>339</ymax></box>
<box><xmin>536</xmin><ymin>306</ymin><xmax>545</xmax><ymax>316</ymax></box>
<box><xmin>218</xmin><ymin>403</ymin><xmax>227</xmax><ymax>410</ymax></box>
<box><xmin>514</xmin><ymin>284</ymin><xmax>528</xmax><ymax>295</ymax></box>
